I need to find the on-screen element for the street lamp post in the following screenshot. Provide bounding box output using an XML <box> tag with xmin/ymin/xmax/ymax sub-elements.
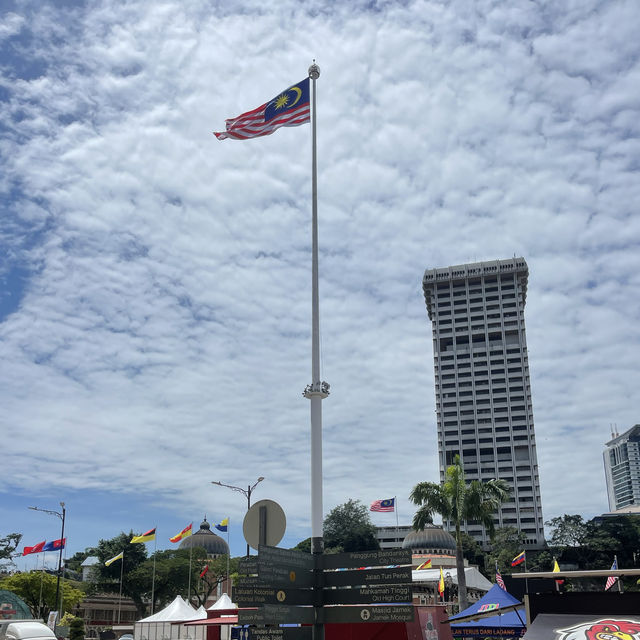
<box><xmin>29</xmin><ymin>502</ymin><xmax>66</xmax><ymax>619</ymax></box>
<box><xmin>211</xmin><ymin>477</ymin><xmax>264</xmax><ymax>557</ymax></box>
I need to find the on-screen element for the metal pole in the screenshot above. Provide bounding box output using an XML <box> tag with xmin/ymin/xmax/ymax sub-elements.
<box><xmin>56</xmin><ymin>503</ymin><xmax>65</xmax><ymax>615</ymax></box>
<box><xmin>118</xmin><ymin>555</ymin><xmax>124</xmax><ymax>624</ymax></box>
<box><xmin>303</xmin><ymin>60</ymin><xmax>326</xmax><ymax>640</ymax></box>
<box><xmin>247</xmin><ymin>486</ymin><xmax>251</xmax><ymax>558</ymax></box>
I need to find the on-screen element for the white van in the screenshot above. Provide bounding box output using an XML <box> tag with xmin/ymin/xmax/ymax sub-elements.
<box><xmin>1</xmin><ymin>622</ymin><xmax>56</xmax><ymax>640</ymax></box>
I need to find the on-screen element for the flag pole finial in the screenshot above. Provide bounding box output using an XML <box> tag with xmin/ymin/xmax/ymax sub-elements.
<box><xmin>309</xmin><ymin>61</ymin><xmax>320</xmax><ymax>79</ymax></box>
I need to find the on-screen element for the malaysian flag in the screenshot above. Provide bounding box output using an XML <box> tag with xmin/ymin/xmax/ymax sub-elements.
<box><xmin>370</xmin><ymin>498</ymin><xmax>395</xmax><ymax>512</ymax></box>
<box><xmin>605</xmin><ymin>557</ymin><xmax>618</xmax><ymax>590</ymax></box>
<box><xmin>496</xmin><ymin>563</ymin><xmax>506</xmax><ymax>590</ymax></box>
<box><xmin>214</xmin><ymin>78</ymin><xmax>310</xmax><ymax>140</ymax></box>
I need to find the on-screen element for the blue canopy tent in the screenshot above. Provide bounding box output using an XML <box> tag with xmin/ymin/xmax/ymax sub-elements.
<box><xmin>448</xmin><ymin>583</ymin><xmax>526</xmax><ymax>639</ymax></box>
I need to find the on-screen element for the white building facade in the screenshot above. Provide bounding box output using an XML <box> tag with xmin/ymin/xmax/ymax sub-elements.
<box><xmin>422</xmin><ymin>257</ymin><xmax>545</xmax><ymax>548</ymax></box>
<box><xmin>604</xmin><ymin>425</ymin><xmax>640</xmax><ymax>511</ymax></box>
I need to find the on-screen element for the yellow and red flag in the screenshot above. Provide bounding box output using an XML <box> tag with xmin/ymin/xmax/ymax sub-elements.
<box><xmin>170</xmin><ymin>523</ymin><xmax>193</xmax><ymax>543</ymax></box>
<box><xmin>131</xmin><ymin>528</ymin><xmax>156</xmax><ymax>544</ymax></box>
<box><xmin>416</xmin><ymin>559</ymin><xmax>432</xmax><ymax>570</ymax></box>
<box><xmin>438</xmin><ymin>567</ymin><xmax>445</xmax><ymax>598</ymax></box>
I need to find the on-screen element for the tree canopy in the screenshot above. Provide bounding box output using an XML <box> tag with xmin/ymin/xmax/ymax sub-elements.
<box><xmin>545</xmin><ymin>514</ymin><xmax>587</xmax><ymax>547</ymax></box>
<box><xmin>410</xmin><ymin>455</ymin><xmax>509</xmax><ymax>610</ymax></box>
<box><xmin>0</xmin><ymin>533</ymin><xmax>23</xmax><ymax>569</ymax></box>
<box><xmin>322</xmin><ymin>499</ymin><xmax>380</xmax><ymax>553</ymax></box>
<box><xmin>0</xmin><ymin>572</ymin><xmax>85</xmax><ymax>619</ymax></box>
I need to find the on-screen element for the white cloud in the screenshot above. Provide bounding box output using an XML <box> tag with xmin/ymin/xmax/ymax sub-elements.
<box><xmin>1</xmin><ymin>0</ymin><xmax>640</xmax><ymax>557</ymax></box>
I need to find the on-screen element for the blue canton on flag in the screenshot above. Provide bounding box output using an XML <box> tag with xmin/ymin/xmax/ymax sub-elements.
<box><xmin>370</xmin><ymin>498</ymin><xmax>395</xmax><ymax>512</ymax></box>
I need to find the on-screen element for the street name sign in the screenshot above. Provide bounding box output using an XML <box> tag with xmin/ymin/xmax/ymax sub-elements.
<box><xmin>235</xmin><ymin>585</ymin><xmax>314</xmax><ymax>607</ymax></box>
<box><xmin>322</xmin><ymin>549</ymin><xmax>411</xmax><ymax>570</ymax></box>
<box><xmin>323</xmin><ymin>566</ymin><xmax>412</xmax><ymax>588</ymax></box>
<box><xmin>323</xmin><ymin>605</ymin><xmax>414</xmax><ymax>624</ymax></box>
<box><xmin>258</xmin><ymin>546</ymin><xmax>314</xmax><ymax>570</ymax></box>
<box><xmin>257</xmin><ymin>546</ymin><xmax>314</xmax><ymax>588</ymax></box>
<box><xmin>238</xmin><ymin>556</ymin><xmax>259</xmax><ymax>575</ymax></box>
<box><xmin>238</xmin><ymin>605</ymin><xmax>315</xmax><ymax>625</ymax></box>
<box><xmin>246</xmin><ymin>629</ymin><xmax>312</xmax><ymax>640</ymax></box>
<box><xmin>257</xmin><ymin>564</ymin><xmax>314</xmax><ymax>588</ymax></box>
<box><xmin>322</xmin><ymin>584</ymin><xmax>412</xmax><ymax>606</ymax></box>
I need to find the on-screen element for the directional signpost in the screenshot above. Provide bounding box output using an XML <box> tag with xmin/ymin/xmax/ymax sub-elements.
<box><xmin>322</xmin><ymin>584</ymin><xmax>412</xmax><ymax>606</ymax></box>
<box><xmin>236</xmin><ymin>545</ymin><xmax>414</xmax><ymax>633</ymax></box>
<box><xmin>323</xmin><ymin>566</ymin><xmax>412</xmax><ymax>589</ymax></box>
<box><xmin>323</xmin><ymin>605</ymin><xmax>414</xmax><ymax>624</ymax></box>
<box><xmin>322</xmin><ymin>549</ymin><xmax>411</xmax><ymax>570</ymax></box>
<box><xmin>238</xmin><ymin>604</ymin><xmax>315</xmax><ymax>625</ymax></box>
<box><xmin>246</xmin><ymin>629</ymin><xmax>312</xmax><ymax>640</ymax></box>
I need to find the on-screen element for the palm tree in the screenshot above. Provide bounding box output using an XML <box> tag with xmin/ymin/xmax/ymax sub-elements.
<box><xmin>409</xmin><ymin>455</ymin><xmax>509</xmax><ymax>610</ymax></box>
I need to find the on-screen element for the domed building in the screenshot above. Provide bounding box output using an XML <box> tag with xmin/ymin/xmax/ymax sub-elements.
<box><xmin>402</xmin><ymin>524</ymin><xmax>457</xmax><ymax>556</ymax></box>
<box><xmin>179</xmin><ymin>517</ymin><xmax>229</xmax><ymax>558</ymax></box>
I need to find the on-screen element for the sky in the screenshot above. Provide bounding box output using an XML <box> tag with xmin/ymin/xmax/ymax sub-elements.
<box><xmin>1</xmin><ymin>0</ymin><xmax>640</xmax><ymax>570</ymax></box>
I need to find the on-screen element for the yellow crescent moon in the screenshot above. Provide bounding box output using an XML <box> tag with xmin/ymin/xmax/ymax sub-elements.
<box><xmin>288</xmin><ymin>86</ymin><xmax>302</xmax><ymax>107</ymax></box>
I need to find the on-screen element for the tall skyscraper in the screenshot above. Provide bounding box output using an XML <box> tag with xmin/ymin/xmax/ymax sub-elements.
<box><xmin>604</xmin><ymin>425</ymin><xmax>640</xmax><ymax>512</ymax></box>
<box><xmin>422</xmin><ymin>257</ymin><xmax>545</xmax><ymax>548</ymax></box>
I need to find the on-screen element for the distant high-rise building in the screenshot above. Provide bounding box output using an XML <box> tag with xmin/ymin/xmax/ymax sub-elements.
<box><xmin>604</xmin><ymin>424</ymin><xmax>640</xmax><ymax>511</ymax></box>
<box><xmin>422</xmin><ymin>257</ymin><xmax>545</xmax><ymax>548</ymax></box>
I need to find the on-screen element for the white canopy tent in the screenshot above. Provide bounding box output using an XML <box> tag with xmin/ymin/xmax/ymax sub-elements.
<box><xmin>134</xmin><ymin>596</ymin><xmax>204</xmax><ymax>640</ymax></box>
<box><xmin>412</xmin><ymin>567</ymin><xmax>494</xmax><ymax>591</ymax></box>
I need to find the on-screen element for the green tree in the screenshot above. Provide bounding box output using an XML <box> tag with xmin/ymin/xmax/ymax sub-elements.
<box><xmin>323</xmin><ymin>500</ymin><xmax>380</xmax><ymax>553</ymax></box>
<box><xmin>0</xmin><ymin>572</ymin><xmax>85</xmax><ymax>619</ymax></box>
<box><xmin>90</xmin><ymin>532</ymin><xmax>149</xmax><ymax>615</ymax></box>
<box><xmin>410</xmin><ymin>455</ymin><xmax>509</xmax><ymax>610</ymax></box>
<box><xmin>0</xmin><ymin>533</ymin><xmax>22</xmax><ymax>569</ymax></box>
<box><xmin>485</xmin><ymin>526</ymin><xmax>527</xmax><ymax>574</ymax></box>
<box><xmin>292</xmin><ymin>538</ymin><xmax>311</xmax><ymax>554</ymax></box>
<box><xmin>69</xmin><ymin>616</ymin><xmax>84</xmax><ymax>640</ymax></box>
<box><xmin>545</xmin><ymin>515</ymin><xmax>587</xmax><ymax>547</ymax></box>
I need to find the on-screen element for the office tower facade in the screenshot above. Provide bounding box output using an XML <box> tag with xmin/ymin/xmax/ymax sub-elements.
<box><xmin>604</xmin><ymin>425</ymin><xmax>640</xmax><ymax>511</ymax></box>
<box><xmin>422</xmin><ymin>257</ymin><xmax>545</xmax><ymax>548</ymax></box>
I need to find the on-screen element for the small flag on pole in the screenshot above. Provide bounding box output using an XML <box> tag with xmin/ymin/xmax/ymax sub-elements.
<box><xmin>416</xmin><ymin>559</ymin><xmax>432</xmax><ymax>570</ymax></box>
<box><xmin>105</xmin><ymin>551</ymin><xmax>124</xmax><ymax>567</ymax></box>
<box><xmin>170</xmin><ymin>523</ymin><xmax>193</xmax><ymax>543</ymax></box>
<box><xmin>215</xmin><ymin>518</ymin><xmax>229</xmax><ymax>533</ymax></box>
<box><xmin>496</xmin><ymin>563</ymin><xmax>506</xmax><ymax>590</ymax></box>
<box><xmin>131</xmin><ymin>528</ymin><xmax>156</xmax><ymax>544</ymax></box>
<box><xmin>511</xmin><ymin>551</ymin><xmax>525</xmax><ymax>567</ymax></box>
<box><xmin>438</xmin><ymin>567</ymin><xmax>445</xmax><ymax>599</ymax></box>
<box><xmin>605</xmin><ymin>557</ymin><xmax>618</xmax><ymax>590</ymax></box>
<box><xmin>199</xmin><ymin>564</ymin><xmax>209</xmax><ymax>578</ymax></box>
<box><xmin>214</xmin><ymin>78</ymin><xmax>310</xmax><ymax>141</ymax></box>
<box><xmin>43</xmin><ymin>538</ymin><xmax>66</xmax><ymax>552</ymax></box>
<box><xmin>22</xmin><ymin>541</ymin><xmax>46</xmax><ymax>556</ymax></box>
<box><xmin>370</xmin><ymin>498</ymin><xmax>395</xmax><ymax>512</ymax></box>
<box><xmin>552</xmin><ymin>558</ymin><xmax>564</xmax><ymax>587</ymax></box>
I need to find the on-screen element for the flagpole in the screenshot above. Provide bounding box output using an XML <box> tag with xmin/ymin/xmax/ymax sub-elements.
<box><xmin>118</xmin><ymin>554</ymin><xmax>124</xmax><ymax>624</ymax></box>
<box><xmin>302</xmin><ymin>60</ymin><xmax>325</xmax><ymax>640</ymax></box>
<box><xmin>188</xmin><ymin>546</ymin><xmax>193</xmax><ymax>603</ymax></box>
<box><xmin>226</xmin><ymin>520</ymin><xmax>230</xmax><ymax>596</ymax></box>
<box><xmin>151</xmin><ymin>534</ymin><xmax>157</xmax><ymax>614</ymax></box>
<box><xmin>394</xmin><ymin>496</ymin><xmax>399</xmax><ymax>542</ymax></box>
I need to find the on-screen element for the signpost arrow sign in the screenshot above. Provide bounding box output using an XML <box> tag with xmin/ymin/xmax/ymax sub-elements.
<box><xmin>322</xmin><ymin>605</ymin><xmax>414</xmax><ymax>624</ymax></box>
<box><xmin>246</xmin><ymin>629</ymin><xmax>312</xmax><ymax>640</ymax></box>
<box><xmin>323</xmin><ymin>566</ymin><xmax>412</xmax><ymax>588</ymax></box>
<box><xmin>238</xmin><ymin>604</ymin><xmax>315</xmax><ymax>626</ymax></box>
<box><xmin>322</xmin><ymin>584</ymin><xmax>412</xmax><ymax>606</ymax></box>
<box><xmin>322</xmin><ymin>549</ymin><xmax>411</xmax><ymax>570</ymax></box>
<box><xmin>235</xmin><ymin>585</ymin><xmax>314</xmax><ymax>607</ymax></box>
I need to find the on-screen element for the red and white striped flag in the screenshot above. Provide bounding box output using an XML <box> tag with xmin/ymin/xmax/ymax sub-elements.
<box><xmin>370</xmin><ymin>498</ymin><xmax>395</xmax><ymax>512</ymax></box>
<box><xmin>214</xmin><ymin>78</ymin><xmax>310</xmax><ymax>141</ymax></box>
<box><xmin>496</xmin><ymin>564</ymin><xmax>506</xmax><ymax>590</ymax></box>
<box><xmin>605</xmin><ymin>557</ymin><xmax>618</xmax><ymax>590</ymax></box>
